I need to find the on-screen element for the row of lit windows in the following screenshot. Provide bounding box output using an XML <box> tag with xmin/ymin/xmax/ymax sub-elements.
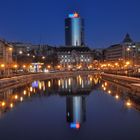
<box><xmin>60</xmin><ymin>58</ymin><xmax>91</xmax><ymax>63</ymax></box>
<box><xmin>61</xmin><ymin>55</ymin><xmax>90</xmax><ymax>58</ymax></box>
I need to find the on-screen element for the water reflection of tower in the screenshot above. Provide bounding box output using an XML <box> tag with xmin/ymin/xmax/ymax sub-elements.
<box><xmin>66</xmin><ymin>96</ymin><xmax>86</xmax><ymax>129</ymax></box>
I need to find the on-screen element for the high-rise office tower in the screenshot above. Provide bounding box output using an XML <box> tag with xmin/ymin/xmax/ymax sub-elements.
<box><xmin>65</xmin><ymin>12</ymin><xmax>84</xmax><ymax>47</ymax></box>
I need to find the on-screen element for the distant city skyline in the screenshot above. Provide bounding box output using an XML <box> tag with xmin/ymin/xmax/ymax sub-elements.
<box><xmin>0</xmin><ymin>0</ymin><xmax>140</xmax><ymax>48</ymax></box>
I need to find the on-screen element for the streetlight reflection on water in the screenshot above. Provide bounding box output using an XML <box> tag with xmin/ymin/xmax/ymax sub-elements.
<box><xmin>0</xmin><ymin>75</ymin><xmax>100</xmax><ymax>129</ymax></box>
<box><xmin>0</xmin><ymin>74</ymin><xmax>140</xmax><ymax>130</ymax></box>
<box><xmin>101</xmin><ymin>80</ymin><xmax>135</xmax><ymax>109</ymax></box>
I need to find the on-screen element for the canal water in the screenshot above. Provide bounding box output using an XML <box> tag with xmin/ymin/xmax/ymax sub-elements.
<box><xmin>0</xmin><ymin>74</ymin><xmax>140</xmax><ymax>140</ymax></box>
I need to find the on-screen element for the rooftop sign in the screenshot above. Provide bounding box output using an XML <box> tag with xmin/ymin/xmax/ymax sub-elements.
<box><xmin>68</xmin><ymin>12</ymin><xmax>79</xmax><ymax>18</ymax></box>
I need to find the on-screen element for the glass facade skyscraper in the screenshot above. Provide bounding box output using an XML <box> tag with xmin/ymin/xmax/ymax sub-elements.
<box><xmin>65</xmin><ymin>12</ymin><xmax>84</xmax><ymax>47</ymax></box>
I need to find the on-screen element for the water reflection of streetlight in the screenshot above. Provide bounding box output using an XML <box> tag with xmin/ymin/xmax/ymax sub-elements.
<box><xmin>108</xmin><ymin>90</ymin><xmax>111</xmax><ymax>94</ymax></box>
<box><xmin>125</xmin><ymin>100</ymin><xmax>132</xmax><ymax>107</ymax></box>
<box><xmin>14</xmin><ymin>95</ymin><xmax>18</xmax><ymax>100</ymax></box>
<box><xmin>103</xmin><ymin>87</ymin><xmax>106</xmax><ymax>91</ymax></box>
<box><xmin>105</xmin><ymin>82</ymin><xmax>107</xmax><ymax>86</ymax></box>
<box><xmin>23</xmin><ymin>90</ymin><xmax>27</xmax><ymax>95</ymax></box>
<box><xmin>115</xmin><ymin>95</ymin><xmax>119</xmax><ymax>100</ymax></box>
<box><xmin>20</xmin><ymin>97</ymin><xmax>23</xmax><ymax>102</ymax></box>
<box><xmin>68</xmin><ymin>78</ymin><xmax>71</xmax><ymax>86</ymax></box>
<box><xmin>30</xmin><ymin>87</ymin><xmax>33</xmax><ymax>92</ymax></box>
<box><xmin>10</xmin><ymin>103</ymin><xmax>14</xmax><ymax>108</ymax></box>
<box><xmin>58</xmin><ymin>80</ymin><xmax>61</xmax><ymax>86</ymax></box>
<box><xmin>39</xmin><ymin>81</ymin><xmax>42</xmax><ymax>90</ymax></box>
<box><xmin>48</xmin><ymin>81</ymin><xmax>51</xmax><ymax>87</ymax></box>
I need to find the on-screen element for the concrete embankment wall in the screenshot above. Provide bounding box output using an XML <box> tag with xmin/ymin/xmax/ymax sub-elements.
<box><xmin>102</xmin><ymin>73</ymin><xmax>140</xmax><ymax>95</ymax></box>
<box><xmin>0</xmin><ymin>71</ymin><xmax>98</xmax><ymax>92</ymax></box>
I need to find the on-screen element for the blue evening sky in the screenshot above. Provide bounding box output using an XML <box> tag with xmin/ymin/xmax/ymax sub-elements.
<box><xmin>0</xmin><ymin>0</ymin><xmax>140</xmax><ymax>48</ymax></box>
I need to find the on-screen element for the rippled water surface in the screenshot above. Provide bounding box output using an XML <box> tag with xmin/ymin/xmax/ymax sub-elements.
<box><xmin>0</xmin><ymin>74</ymin><xmax>140</xmax><ymax>140</ymax></box>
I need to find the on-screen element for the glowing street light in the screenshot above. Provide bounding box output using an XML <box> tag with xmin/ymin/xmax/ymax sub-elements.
<box><xmin>23</xmin><ymin>65</ymin><xmax>26</xmax><ymax>68</ymax></box>
<box><xmin>8</xmin><ymin>47</ymin><xmax>13</xmax><ymax>51</ymax></box>
<box><xmin>126</xmin><ymin>48</ymin><xmax>131</xmax><ymax>51</ymax></box>
<box><xmin>13</xmin><ymin>64</ymin><xmax>18</xmax><ymax>68</ymax></box>
<box><xmin>1</xmin><ymin>101</ymin><xmax>6</xmax><ymax>107</ymax></box>
<box><xmin>42</xmin><ymin>56</ymin><xmax>45</xmax><ymax>59</ymax></box>
<box><xmin>19</xmin><ymin>51</ymin><xmax>23</xmax><ymax>54</ymax></box>
<box><xmin>0</xmin><ymin>64</ymin><xmax>5</xmax><ymax>68</ymax></box>
<box><xmin>47</xmin><ymin>65</ymin><xmax>51</xmax><ymax>69</ymax></box>
<box><xmin>126</xmin><ymin>61</ymin><xmax>130</xmax><ymax>65</ymax></box>
<box><xmin>14</xmin><ymin>95</ymin><xmax>18</xmax><ymax>100</ymax></box>
<box><xmin>57</xmin><ymin>65</ymin><xmax>61</xmax><ymax>69</ymax></box>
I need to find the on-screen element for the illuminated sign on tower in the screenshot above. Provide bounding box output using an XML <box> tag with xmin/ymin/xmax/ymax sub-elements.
<box><xmin>68</xmin><ymin>12</ymin><xmax>80</xmax><ymax>18</ymax></box>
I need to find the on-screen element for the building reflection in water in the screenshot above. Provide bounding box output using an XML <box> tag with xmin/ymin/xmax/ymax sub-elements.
<box><xmin>57</xmin><ymin>75</ymin><xmax>100</xmax><ymax>129</ymax></box>
<box><xmin>0</xmin><ymin>74</ymin><xmax>100</xmax><ymax>129</ymax></box>
<box><xmin>66</xmin><ymin>96</ymin><xmax>86</xmax><ymax>129</ymax></box>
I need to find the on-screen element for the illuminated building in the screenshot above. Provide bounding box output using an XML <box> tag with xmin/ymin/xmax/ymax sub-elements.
<box><xmin>0</xmin><ymin>40</ymin><xmax>13</xmax><ymax>76</ymax></box>
<box><xmin>65</xmin><ymin>12</ymin><xmax>84</xmax><ymax>46</ymax></box>
<box><xmin>57</xmin><ymin>47</ymin><xmax>93</xmax><ymax>69</ymax></box>
<box><xmin>104</xmin><ymin>34</ymin><xmax>140</xmax><ymax>64</ymax></box>
<box><xmin>57</xmin><ymin>12</ymin><xmax>93</xmax><ymax>69</ymax></box>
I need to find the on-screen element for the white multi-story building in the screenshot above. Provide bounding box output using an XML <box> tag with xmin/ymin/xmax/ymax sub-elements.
<box><xmin>57</xmin><ymin>46</ymin><xmax>93</xmax><ymax>70</ymax></box>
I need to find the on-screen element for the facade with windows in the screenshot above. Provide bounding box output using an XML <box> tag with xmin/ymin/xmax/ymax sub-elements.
<box><xmin>104</xmin><ymin>44</ymin><xmax>123</xmax><ymax>61</ymax></box>
<box><xmin>65</xmin><ymin>12</ymin><xmax>84</xmax><ymax>46</ymax></box>
<box><xmin>57</xmin><ymin>47</ymin><xmax>93</xmax><ymax>70</ymax></box>
<box><xmin>104</xmin><ymin>34</ymin><xmax>140</xmax><ymax>65</ymax></box>
<box><xmin>0</xmin><ymin>40</ymin><xmax>13</xmax><ymax>76</ymax></box>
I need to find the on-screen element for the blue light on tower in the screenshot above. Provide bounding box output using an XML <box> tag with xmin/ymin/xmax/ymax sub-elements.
<box><xmin>65</xmin><ymin>12</ymin><xmax>84</xmax><ymax>46</ymax></box>
<box><xmin>68</xmin><ymin>12</ymin><xmax>79</xmax><ymax>18</ymax></box>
